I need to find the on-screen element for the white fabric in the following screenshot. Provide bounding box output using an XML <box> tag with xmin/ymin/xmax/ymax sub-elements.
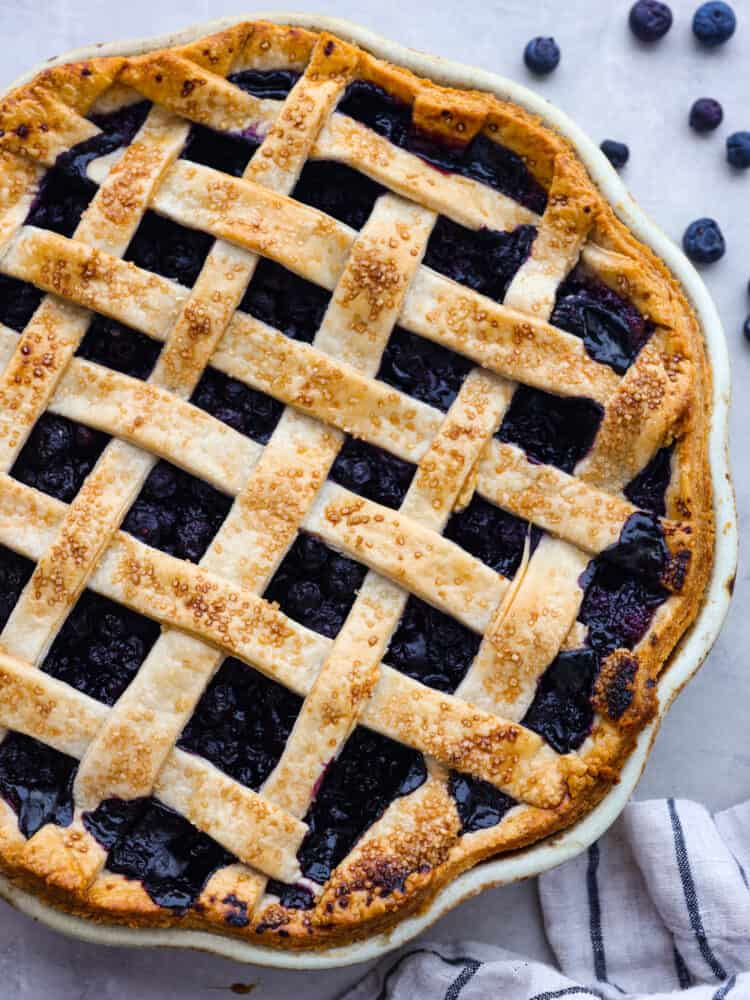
<box><xmin>343</xmin><ymin>798</ymin><xmax>750</xmax><ymax>999</ymax></box>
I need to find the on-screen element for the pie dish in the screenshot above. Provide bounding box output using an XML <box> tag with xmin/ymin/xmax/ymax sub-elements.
<box><xmin>0</xmin><ymin>15</ymin><xmax>719</xmax><ymax>954</ymax></box>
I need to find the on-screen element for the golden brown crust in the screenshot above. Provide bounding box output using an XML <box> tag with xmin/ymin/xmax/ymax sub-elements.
<box><xmin>0</xmin><ymin>19</ymin><xmax>714</xmax><ymax>952</ymax></box>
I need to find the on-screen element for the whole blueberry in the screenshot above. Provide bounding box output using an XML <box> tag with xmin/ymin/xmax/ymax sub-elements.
<box><xmin>600</xmin><ymin>140</ymin><xmax>630</xmax><ymax>169</ymax></box>
<box><xmin>692</xmin><ymin>2</ymin><xmax>736</xmax><ymax>46</ymax></box>
<box><xmin>523</xmin><ymin>37</ymin><xmax>561</xmax><ymax>75</ymax></box>
<box><xmin>629</xmin><ymin>1</ymin><xmax>673</xmax><ymax>41</ymax></box>
<box><xmin>689</xmin><ymin>98</ymin><xmax>724</xmax><ymax>132</ymax></box>
<box><xmin>682</xmin><ymin>218</ymin><xmax>726</xmax><ymax>263</ymax></box>
<box><xmin>743</xmin><ymin>316</ymin><xmax>750</xmax><ymax>343</ymax></box>
<box><xmin>727</xmin><ymin>131</ymin><xmax>750</xmax><ymax>168</ymax></box>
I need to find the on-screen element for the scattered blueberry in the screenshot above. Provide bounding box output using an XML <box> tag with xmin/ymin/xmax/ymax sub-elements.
<box><xmin>743</xmin><ymin>315</ymin><xmax>750</xmax><ymax>342</ymax></box>
<box><xmin>523</xmin><ymin>37</ymin><xmax>561</xmax><ymax>75</ymax></box>
<box><xmin>629</xmin><ymin>1</ymin><xmax>673</xmax><ymax>41</ymax></box>
<box><xmin>726</xmin><ymin>131</ymin><xmax>750</xmax><ymax>169</ymax></box>
<box><xmin>689</xmin><ymin>97</ymin><xmax>724</xmax><ymax>132</ymax></box>
<box><xmin>692</xmin><ymin>2</ymin><xmax>736</xmax><ymax>46</ymax></box>
<box><xmin>682</xmin><ymin>218</ymin><xmax>726</xmax><ymax>263</ymax></box>
<box><xmin>600</xmin><ymin>140</ymin><xmax>630</xmax><ymax>169</ymax></box>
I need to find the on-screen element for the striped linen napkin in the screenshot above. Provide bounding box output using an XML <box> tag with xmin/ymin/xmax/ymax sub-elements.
<box><xmin>343</xmin><ymin>799</ymin><xmax>750</xmax><ymax>999</ymax></box>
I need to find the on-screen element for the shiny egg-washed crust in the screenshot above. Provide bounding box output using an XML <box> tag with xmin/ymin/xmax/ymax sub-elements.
<box><xmin>0</xmin><ymin>20</ymin><xmax>713</xmax><ymax>950</ymax></box>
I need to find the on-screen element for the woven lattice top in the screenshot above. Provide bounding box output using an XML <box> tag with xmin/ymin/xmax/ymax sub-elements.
<box><xmin>0</xmin><ymin>20</ymin><xmax>712</xmax><ymax>949</ymax></box>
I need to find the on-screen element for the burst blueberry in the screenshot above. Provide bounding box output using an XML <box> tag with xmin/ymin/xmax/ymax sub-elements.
<box><xmin>629</xmin><ymin>1</ymin><xmax>673</xmax><ymax>41</ymax></box>
<box><xmin>682</xmin><ymin>218</ymin><xmax>725</xmax><ymax>263</ymax></box>
<box><xmin>600</xmin><ymin>140</ymin><xmax>630</xmax><ymax>169</ymax></box>
<box><xmin>726</xmin><ymin>132</ymin><xmax>750</xmax><ymax>169</ymax></box>
<box><xmin>692</xmin><ymin>2</ymin><xmax>736</xmax><ymax>46</ymax></box>
<box><xmin>523</xmin><ymin>37</ymin><xmax>561</xmax><ymax>75</ymax></box>
<box><xmin>689</xmin><ymin>98</ymin><xmax>723</xmax><ymax>132</ymax></box>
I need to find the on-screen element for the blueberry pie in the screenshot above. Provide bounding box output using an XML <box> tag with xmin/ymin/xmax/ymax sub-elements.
<box><xmin>0</xmin><ymin>20</ymin><xmax>714</xmax><ymax>949</ymax></box>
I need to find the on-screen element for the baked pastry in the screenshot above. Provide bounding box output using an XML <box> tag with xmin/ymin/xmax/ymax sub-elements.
<box><xmin>0</xmin><ymin>19</ymin><xmax>713</xmax><ymax>950</ymax></box>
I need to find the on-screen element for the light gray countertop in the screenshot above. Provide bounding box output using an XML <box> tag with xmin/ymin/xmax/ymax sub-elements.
<box><xmin>0</xmin><ymin>0</ymin><xmax>747</xmax><ymax>996</ymax></box>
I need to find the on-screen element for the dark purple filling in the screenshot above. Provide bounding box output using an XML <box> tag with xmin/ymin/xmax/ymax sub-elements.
<box><xmin>292</xmin><ymin>161</ymin><xmax>385</xmax><ymax>229</ymax></box>
<box><xmin>449</xmin><ymin>771</ymin><xmax>515</xmax><ymax>833</ymax></box>
<box><xmin>497</xmin><ymin>386</ymin><xmax>603</xmax><ymax>474</ymax></box>
<box><xmin>0</xmin><ymin>274</ymin><xmax>43</xmax><ymax>332</ymax></box>
<box><xmin>522</xmin><ymin>647</ymin><xmax>600</xmax><ymax>753</ymax></box>
<box><xmin>10</xmin><ymin>413</ymin><xmax>109</xmax><ymax>503</ymax></box>
<box><xmin>177</xmin><ymin>657</ymin><xmax>302</xmax><ymax>791</ymax></box>
<box><xmin>385</xmin><ymin>596</ymin><xmax>480</xmax><ymax>693</ymax></box>
<box><xmin>41</xmin><ymin>590</ymin><xmax>160</xmax><ymax>705</ymax></box>
<box><xmin>423</xmin><ymin>217</ymin><xmax>537</xmax><ymax>303</ymax></box>
<box><xmin>122</xmin><ymin>460</ymin><xmax>232</xmax><ymax>563</ymax></box>
<box><xmin>77</xmin><ymin>314</ymin><xmax>161</xmax><ymax>380</ymax></box>
<box><xmin>337</xmin><ymin>81</ymin><xmax>548</xmax><ymax>213</ymax></box>
<box><xmin>551</xmin><ymin>267</ymin><xmax>654</xmax><ymax>374</ymax></box>
<box><xmin>329</xmin><ymin>438</ymin><xmax>415</xmax><ymax>509</ymax></box>
<box><xmin>25</xmin><ymin>167</ymin><xmax>95</xmax><ymax>238</ymax></box>
<box><xmin>377</xmin><ymin>326</ymin><xmax>473</xmax><ymax>411</ymax></box>
<box><xmin>228</xmin><ymin>69</ymin><xmax>301</xmax><ymax>99</ymax></box>
<box><xmin>298</xmin><ymin>727</ymin><xmax>426</xmax><ymax>885</ymax></box>
<box><xmin>445</xmin><ymin>494</ymin><xmax>541</xmax><ymax>578</ymax></box>
<box><xmin>180</xmin><ymin>124</ymin><xmax>258</xmax><ymax>177</ymax></box>
<box><xmin>124</xmin><ymin>210</ymin><xmax>213</xmax><ymax>288</ymax></box>
<box><xmin>600</xmin><ymin>511</ymin><xmax>669</xmax><ymax>585</ymax></box>
<box><xmin>84</xmin><ymin>797</ymin><xmax>233</xmax><ymax>911</ymax></box>
<box><xmin>265</xmin><ymin>880</ymin><xmax>316</xmax><ymax>911</ymax></box>
<box><xmin>0</xmin><ymin>733</ymin><xmax>76</xmax><ymax>838</ymax></box>
<box><xmin>578</xmin><ymin>559</ymin><xmax>667</xmax><ymax>655</ymax></box>
<box><xmin>0</xmin><ymin>544</ymin><xmax>34</xmax><ymax>628</ymax></box>
<box><xmin>263</xmin><ymin>533</ymin><xmax>366</xmax><ymax>639</ymax></box>
<box><xmin>239</xmin><ymin>258</ymin><xmax>331</xmax><ymax>343</ymax></box>
<box><xmin>624</xmin><ymin>446</ymin><xmax>673</xmax><ymax>517</ymax></box>
<box><xmin>190</xmin><ymin>367</ymin><xmax>283</xmax><ymax>444</ymax></box>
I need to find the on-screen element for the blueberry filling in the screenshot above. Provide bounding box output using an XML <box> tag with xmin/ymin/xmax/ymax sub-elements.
<box><xmin>178</xmin><ymin>658</ymin><xmax>302</xmax><ymax>791</ymax></box>
<box><xmin>190</xmin><ymin>367</ymin><xmax>283</xmax><ymax>444</ymax></box>
<box><xmin>0</xmin><ymin>545</ymin><xmax>34</xmax><ymax>629</ymax></box>
<box><xmin>551</xmin><ymin>268</ymin><xmax>654</xmax><ymax>373</ymax></box>
<box><xmin>180</xmin><ymin>124</ymin><xmax>258</xmax><ymax>177</ymax></box>
<box><xmin>265</xmin><ymin>880</ymin><xmax>316</xmax><ymax>911</ymax></box>
<box><xmin>377</xmin><ymin>326</ymin><xmax>473</xmax><ymax>411</ymax></box>
<box><xmin>59</xmin><ymin>100</ymin><xmax>152</xmax><ymax>185</ymax></box>
<box><xmin>292</xmin><ymin>161</ymin><xmax>385</xmax><ymax>229</ymax></box>
<box><xmin>228</xmin><ymin>69</ymin><xmax>301</xmax><ymax>99</ymax></box>
<box><xmin>445</xmin><ymin>494</ymin><xmax>540</xmax><ymax>579</ymax></box>
<box><xmin>497</xmin><ymin>386</ymin><xmax>603</xmax><ymax>474</ymax></box>
<box><xmin>263</xmin><ymin>533</ymin><xmax>366</xmax><ymax>639</ymax></box>
<box><xmin>522</xmin><ymin>648</ymin><xmax>600</xmax><ymax>753</ymax></box>
<box><xmin>578</xmin><ymin>560</ymin><xmax>667</xmax><ymax>656</ymax></box>
<box><xmin>386</xmin><ymin>596</ymin><xmax>480</xmax><ymax>693</ymax></box>
<box><xmin>298</xmin><ymin>727</ymin><xmax>426</xmax><ymax>885</ymax></box>
<box><xmin>10</xmin><ymin>413</ymin><xmax>109</xmax><ymax>503</ymax></box>
<box><xmin>330</xmin><ymin>438</ymin><xmax>415</xmax><ymax>509</ymax></box>
<box><xmin>624</xmin><ymin>446</ymin><xmax>673</xmax><ymax>517</ymax></box>
<box><xmin>124</xmin><ymin>210</ymin><xmax>213</xmax><ymax>287</ymax></box>
<box><xmin>239</xmin><ymin>258</ymin><xmax>330</xmax><ymax>343</ymax></box>
<box><xmin>77</xmin><ymin>314</ymin><xmax>161</xmax><ymax>380</ymax></box>
<box><xmin>0</xmin><ymin>274</ymin><xmax>43</xmax><ymax>332</ymax></box>
<box><xmin>449</xmin><ymin>771</ymin><xmax>516</xmax><ymax>833</ymax></box>
<box><xmin>84</xmin><ymin>797</ymin><xmax>234</xmax><ymax>911</ymax></box>
<box><xmin>423</xmin><ymin>217</ymin><xmax>537</xmax><ymax>303</ymax></box>
<box><xmin>337</xmin><ymin>81</ymin><xmax>548</xmax><ymax>213</ymax></box>
<box><xmin>41</xmin><ymin>591</ymin><xmax>160</xmax><ymax>705</ymax></box>
<box><xmin>0</xmin><ymin>733</ymin><xmax>76</xmax><ymax>838</ymax></box>
<box><xmin>25</xmin><ymin>167</ymin><xmax>95</xmax><ymax>238</ymax></box>
<box><xmin>600</xmin><ymin>511</ymin><xmax>669</xmax><ymax>585</ymax></box>
<box><xmin>123</xmin><ymin>461</ymin><xmax>231</xmax><ymax>563</ymax></box>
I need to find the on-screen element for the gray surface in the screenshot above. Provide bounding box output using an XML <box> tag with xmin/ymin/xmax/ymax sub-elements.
<box><xmin>0</xmin><ymin>0</ymin><xmax>747</xmax><ymax>996</ymax></box>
